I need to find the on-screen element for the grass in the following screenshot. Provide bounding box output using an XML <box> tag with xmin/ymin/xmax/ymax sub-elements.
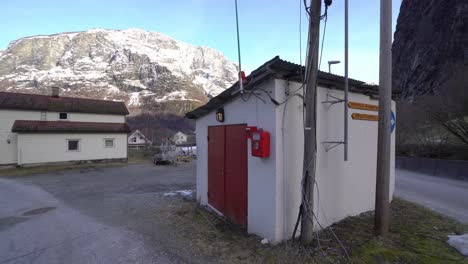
<box><xmin>0</xmin><ymin>153</ymin><xmax>151</xmax><ymax>177</ymax></box>
<box><xmin>162</xmin><ymin>198</ymin><xmax>468</xmax><ymax>263</ymax></box>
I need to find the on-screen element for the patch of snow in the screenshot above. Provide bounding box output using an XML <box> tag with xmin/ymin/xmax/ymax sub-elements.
<box><xmin>163</xmin><ymin>190</ymin><xmax>194</xmax><ymax>197</ymax></box>
<box><xmin>123</xmin><ymin>79</ymin><xmax>147</xmax><ymax>89</ymax></box>
<box><xmin>106</xmin><ymin>85</ymin><xmax>121</xmax><ymax>94</ymax></box>
<box><xmin>178</xmin><ymin>146</ymin><xmax>197</xmax><ymax>154</ymax></box>
<box><xmin>154</xmin><ymin>90</ymin><xmax>189</xmax><ymax>102</ymax></box>
<box><xmin>87</xmin><ymin>28</ymin><xmax>108</xmax><ymax>33</ymax></box>
<box><xmin>65</xmin><ymin>32</ymin><xmax>79</xmax><ymax>39</ymax></box>
<box><xmin>261</xmin><ymin>238</ymin><xmax>269</xmax><ymax>244</ymax></box>
<box><xmin>128</xmin><ymin>92</ymin><xmax>141</xmax><ymax>106</ymax></box>
<box><xmin>76</xmin><ymin>57</ymin><xmax>94</xmax><ymax>64</ymax></box>
<box><xmin>447</xmin><ymin>234</ymin><xmax>468</xmax><ymax>256</ymax></box>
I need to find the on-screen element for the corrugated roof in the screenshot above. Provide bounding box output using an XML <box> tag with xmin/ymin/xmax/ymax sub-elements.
<box><xmin>186</xmin><ymin>56</ymin><xmax>393</xmax><ymax>119</ymax></box>
<box><xmin>0</xmin><ymin>92</ymin><xmax>129</xmax><ymax>115</ymax></box>
<box><xmin>12</xmin><ymin>120</ymin><xmax>131</xmax><ymax>133</ymax></box>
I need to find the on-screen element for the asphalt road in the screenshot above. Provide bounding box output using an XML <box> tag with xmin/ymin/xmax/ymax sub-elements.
<box><xmin>0</xmin><ymin>163</ymin><xmax>197</xmax><ymax>264</ymax></box>
<box><xmin>395</xmin><ymin>169</ymin><xmax>468</xmax><ymax>223</ymax></box>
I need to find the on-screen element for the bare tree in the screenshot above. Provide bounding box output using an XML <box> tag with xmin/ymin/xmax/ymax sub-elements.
<box><xmin>418</xmin><ymin>81</ymin><xmax>468</xmax><ymax>147</ymax></box>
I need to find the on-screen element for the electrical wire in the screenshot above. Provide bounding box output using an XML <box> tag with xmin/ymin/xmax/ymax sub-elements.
<box><xmin>299</xmin><ymin>0</ymin><xmax>303</xmax><ymax>69</ymax></box>
<box><xmin>318</xmin><ymin>14</ymin><xmax>328</xmax><ymax>71</ymax></box>
<box><xmin>295</xmin><ymin>1</ymin><xmax>351</xmax><ymax>262</ymax></box>
<box><xmin>237</xmin><ymin>2</ymin><xmax>348</xmax><ymax>260</ymax></box>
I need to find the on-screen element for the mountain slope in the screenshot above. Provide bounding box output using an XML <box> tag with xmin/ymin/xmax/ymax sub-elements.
<box><xmin>392</xmin><ymin>0</ymin><xmax>468</xmax><ymax>99</ymax></box>
<box><xmin>0</xmin><ymin>28</ymin><xmax>238</xmax><ymax>114</ymax></box>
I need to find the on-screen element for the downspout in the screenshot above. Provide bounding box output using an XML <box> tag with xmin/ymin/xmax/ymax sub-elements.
<box><xmin>16</xmin><ymin>134</ymin><xmax>22</xmax><ymax>167</ymax></box>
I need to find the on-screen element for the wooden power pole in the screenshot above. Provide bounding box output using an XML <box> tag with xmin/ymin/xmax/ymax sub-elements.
<box><xmin>375</xmin><ymin>0</ymin><xmax>392</xmax><ymax>236</ymax></box>
<box><xmin>301</xmin><ymin>0</ymin><xmax>322</xmax><ymax>243</ymax></box>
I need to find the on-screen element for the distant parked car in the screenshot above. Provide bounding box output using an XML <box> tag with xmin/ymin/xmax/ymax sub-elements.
<box><xmin>152</xmin><ymin>141</ymin><xmax>177</xmax><ymax>166</ymax></box>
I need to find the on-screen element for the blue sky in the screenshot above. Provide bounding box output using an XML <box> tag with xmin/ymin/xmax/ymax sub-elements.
<box><xmin>1</xmin><ymin>0</ymin><xmax>402</xmax><ymax>83</ymax></box>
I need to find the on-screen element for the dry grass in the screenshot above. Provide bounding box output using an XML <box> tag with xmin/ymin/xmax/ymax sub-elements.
<box><xmin>161</xmin><ymin>198</ymin><xmax>468</xmax><ymax>263</ymax></box>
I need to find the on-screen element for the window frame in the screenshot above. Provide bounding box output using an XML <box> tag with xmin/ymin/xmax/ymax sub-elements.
<box><xmin>104</xmin><ymin>138</ymin><xmax>115</xmax><ymax>148</ymax></box>
<box><xmin>58</xmin><ymin>112</ymin><xmax>69</xmax><ymax>120</ymax></box>
<box><xmin>66</xmin><ymin>139</ymin><xmax>81</xmax><ymax>152</ymax></box>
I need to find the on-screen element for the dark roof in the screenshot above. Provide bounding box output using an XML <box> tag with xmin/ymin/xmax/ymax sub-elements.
<box><xmin>0</xmin><ymin>92</ymin><xmax>129</xmax><ymax>115</ymax></box>
<box><xmin>186</xmin><ymin>56</ymin><xmax>393</xmax><ymax>119</ymax></box>
<box><xmin>12</xmin><ymin>120</ymin><xmax>131</xmax><ymax>133</ymax></box>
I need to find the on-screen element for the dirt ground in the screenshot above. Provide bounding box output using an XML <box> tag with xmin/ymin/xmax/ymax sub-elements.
<box><xmin>1</xmin><ymin>162</ymin><xmax>467</xmax><ymax>263</ymax></box>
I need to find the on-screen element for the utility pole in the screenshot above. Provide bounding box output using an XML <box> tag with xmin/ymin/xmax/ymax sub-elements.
<box><xmin>375</xmin><ymin>0</ymin><xmax>392</xmax><ymax>236</ymax></box>
<box><xmin>301</xmin><ymin>0</ymin><xmax>321</xmax><ymax>244</ymax></box>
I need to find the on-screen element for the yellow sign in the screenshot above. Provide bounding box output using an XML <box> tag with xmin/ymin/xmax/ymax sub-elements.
<box><xmin>348</xmin><ymin>101</ymin><xmax>379</xmax><ymax>111</ymax></box>
<box><xmin>351</xmin><ymin>113</ymin><xmax>379</xmax><ymax>121</ymax></box>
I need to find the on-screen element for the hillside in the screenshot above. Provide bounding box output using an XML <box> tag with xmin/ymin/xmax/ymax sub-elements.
<box><xmin>392</xmin><ymin>0</ymin><xmax>467</xmax><ymax>99</ymax></box>
<box><xmin>0</xmin><ymin>28</ymin><xmax>238</xmax><ymax>115</ymax></box>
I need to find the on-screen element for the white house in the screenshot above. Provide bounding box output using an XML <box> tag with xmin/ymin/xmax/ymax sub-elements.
<box><xmin>186</xmin><ymin>57</ymin><xmax>396</xmax><ymax>242</ymax></box>
<box><xmin>172</xmin><ymin>131</ymin><xmax>188</xmax><ymax>145</ymax></box>
<box><xmin>0</xmin><ymin>89</ymin><xmax>130</xmax><ymax>166</ymax></box>
<box><xmin>128</xmin><ymin>130</ymin><xmax>153</xmax><ymax>150</ymax></box>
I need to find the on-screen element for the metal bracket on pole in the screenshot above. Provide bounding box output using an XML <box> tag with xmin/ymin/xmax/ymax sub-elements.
<box><xmin>321</xmin><ymin>93</ymin><xmax>344</xmax><ymax>105</ymax></box>
<box><xmin>321</xmin><ymin>141</ymin><xmax>344</xmax><ymax>152</ymax></box>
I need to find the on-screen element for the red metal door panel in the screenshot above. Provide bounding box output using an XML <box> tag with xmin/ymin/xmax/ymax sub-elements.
<box><xmin>224</xmin><ymin>125</ymin><xmax>248</xmax><ymax>227</ymax></box>
<box><xmin>208</xmin><ymin>126</ymin><xmax>225</xmax><ymax>212</ymax></box>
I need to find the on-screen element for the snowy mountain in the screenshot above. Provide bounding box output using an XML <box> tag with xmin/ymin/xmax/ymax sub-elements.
<box><xmin>0</xmin><ymin>28</ymin><xmax>238</xmax><ymax>114</ymax></box>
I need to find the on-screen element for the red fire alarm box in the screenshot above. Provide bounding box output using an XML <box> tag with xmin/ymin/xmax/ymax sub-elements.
<box><xmin>251</xmin><ymin>131</ymin><xmax>270</xmax><ymax>158</ymax></box>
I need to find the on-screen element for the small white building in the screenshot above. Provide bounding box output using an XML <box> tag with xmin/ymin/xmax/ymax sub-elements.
<box><xmin>186</xmin><ymin>57</ymin><xmax>396</xmax><ymax>242</ymax></box>
<box><xmin>128</xmin><ymin>130</ymin><xmax>153</xmax><ymax>150</ymax></box>
<box><xmin>0</xmin><ymin>90</ymin><xmax>130</xmax><ymax>166</ymax></box>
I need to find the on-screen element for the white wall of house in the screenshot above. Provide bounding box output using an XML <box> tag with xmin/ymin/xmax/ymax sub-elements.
<box><xmin>53</xmin><ymin>112</ymin><xmax>125</xmax><ymax>123</ymax></box>
<box><xmin>17</xmin><ymin>133</ymin><xmax>127</xmax><ymax>165</ymax></box>
<box><xmin>195</xmin><ymin>78</ymin><xmax>280</xmax><ymax>241</ymax></box>
<box><xmin>195</xmin><ymin>78</ymin><xmax>396</xmax><ymax>242</ymax></box>
<box><xmin>0</xmin><ymin>110</ymin><xmax>39</xmax><ymax>165</ymax></box>
<box><xmin>128</xmin><ymin>131</ymin><xmax>150</xmax><ymax>145</ymax></box>
<box><xmin>0</xmin><ymin>109</ymin><xmax>126</xmax><ymax>165</ymax></box>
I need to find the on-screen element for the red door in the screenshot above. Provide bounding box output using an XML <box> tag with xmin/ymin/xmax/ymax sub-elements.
<box><xmin>208</xmin><ymin>125</ymin><xmax>248</xmax><ymax>227</ymax></box>
<box><xmin>225</xmin><ymin>125</ymin><xmax>248</xmax><ymax>227</ymax></box>
<box><xmin>208</xmin><ymin>126</ymin><xmax>225</xmax><ymax>213</ymax></box>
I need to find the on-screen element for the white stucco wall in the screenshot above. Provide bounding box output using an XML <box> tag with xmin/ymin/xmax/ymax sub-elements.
<box><xmin>0</xmin><ymin>109</ymin><xmax>126</xmax><ymax>165</ymax></box>
<box><xmin>0</xmin><ymin>110</ymin><xmax>40</xmax><ymax>165</ymax></box>
<box><xmin>273</xmin><ymin>79</ymin><xmax>305</xmax><ymax>240</ymax></box>
<box><xmin>313</xmin><ymin>88</ymin><xmax>396</xmax><ymax>229</ymax></box>
<box><xmin>195</xmin><ymin>78</ymin><xmax>396</xmax><ymax>242</ymax></box>
<box><xmin>17</xmin><ymin>133</ymin><xmax>127</xmax><ymax>165</ymax></box>
<box><xmin>50</xmin><ymin>112</ymin><xmax>125</xmax><ymax>123</ymax></box>
<box><xmin>195</xmin><ymin>79</ymin><xmax>281</xmax><ymax>241</ymax></box>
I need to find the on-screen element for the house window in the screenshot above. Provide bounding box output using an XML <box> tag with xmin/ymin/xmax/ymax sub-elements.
<box><xmin>67</xmin><ymin>139</ymin><xmax>80</xmax><ymax>151</ymax></box>
<box><xmin>132</xmin><ymin>137</ymin><xmax>137</xmax><ymax>143</ymax></box>
<box><xmin>59</xmin><ymin>113</ymin><xmax>68</xmax><ymax>120</ymax></box>
<box><xmin>104</xmin><ymin>138</ymin><xmax>115</xmax><ymax>148</ymax></box>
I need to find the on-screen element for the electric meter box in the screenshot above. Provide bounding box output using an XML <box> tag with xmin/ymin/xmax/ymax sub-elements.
<box><xmin>251</xmin><ymin>131</ymin><xmax>270</xmax><ymax>158</ymax></box>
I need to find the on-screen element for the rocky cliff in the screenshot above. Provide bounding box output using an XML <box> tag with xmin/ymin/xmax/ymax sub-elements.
<box><xmin>0</xmin><ymin>28</ymin><xmax>238</xmax><ymax>114</ymax></box>
<box><xmin>392</xmin><ymin>0</ymin><xmax>467</xmax><ymax>100</ymax></box>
